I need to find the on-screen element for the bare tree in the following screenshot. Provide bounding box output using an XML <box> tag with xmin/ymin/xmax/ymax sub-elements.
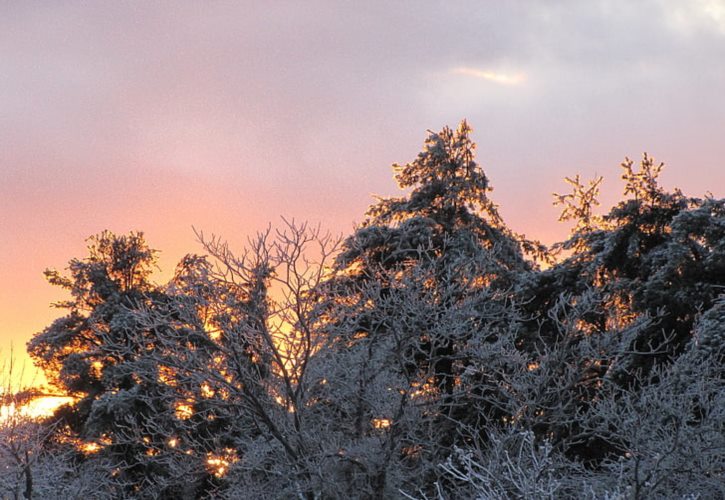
<box><xmin>121</xmin><ymin>219</ymin><xmax>341</xmax><ymax>497</ymax></box>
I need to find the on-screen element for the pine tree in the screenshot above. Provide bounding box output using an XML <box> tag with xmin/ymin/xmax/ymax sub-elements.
<box><xmin>28</xmin><ymin>232</ymin><xmax>158</xmax><ymax>430</ymax></box>
<box><xmin>555</xmin><ymin>155</ymin><xmax>725</xmax><ymax>375</ymax></box>
<box><xmin>314</xmin><ymin>122</ymin><xmax>536</xmax><ymax>495</ymax></box>
<box><xmin>26</xmin><ymin>232</ymin><xmax>198</xmax><ymax>493</ymax></box>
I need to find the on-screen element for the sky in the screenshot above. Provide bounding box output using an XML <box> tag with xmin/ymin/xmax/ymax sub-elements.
<box><xmin>2</xmin><ymin>1</ymin><xmax>725</xmax><ymax>387</ymax></box>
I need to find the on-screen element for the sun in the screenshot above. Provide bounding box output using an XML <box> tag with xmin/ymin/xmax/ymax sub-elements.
<box><xmin>25</xmin><ymin>396</ymin><xmax>75</xmax><ymax>418</ymax></box>
<box><xmin>0</xmin><ymin>395</ymin><xmax>75</xmax><ymax>421</ymax></box>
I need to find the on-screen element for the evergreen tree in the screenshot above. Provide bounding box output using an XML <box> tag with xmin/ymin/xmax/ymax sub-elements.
<box><xmin>515</xmin><ymin>154</ymin><xmax>725</xmax><ymax>465</ymax></box>
<box><xmin>26</xmin><ymin>232</ymin><xmax>198</xmax><ymax>495</ymax></box>
<box><xmin>28</xmin><ymin>232</ymin><xmax>158</xmax><ymax>431</ymax></box>
<box><xmin>551</xmin><ymin>155</ymin><xmax>725</xmax><ymax>375</ymax></box>
<box><xmin>314</xmin><ymin>122</ymin><xmax>537</xmax><ymax>495</ymax></box>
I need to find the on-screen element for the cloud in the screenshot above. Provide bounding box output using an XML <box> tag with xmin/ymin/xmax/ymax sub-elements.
<box><xmin>662</xmin><ymin>0</ymin><xmax>725</xmax><ymax>35</ymax></box>
<box><xmin>451</xmin><ymin>67</ymin><xmax>526</xmax><ymax>86</ymax></box>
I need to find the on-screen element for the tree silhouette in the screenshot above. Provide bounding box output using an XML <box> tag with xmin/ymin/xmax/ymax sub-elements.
<box><xmin>310</xmin><ymin>121</ymin><xmax>540</xmax><ymax>495</ymax></box>
<box><xmin>15</xmin><ymin>124</ymin><xmax>725</xmax><ymax>499</ymax></box>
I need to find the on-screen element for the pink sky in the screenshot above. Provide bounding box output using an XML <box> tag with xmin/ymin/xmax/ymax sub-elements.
<box><xmin>2</xmin><ymin>1</ymin><xmax>725</xmax><ymax>386</ymax></box>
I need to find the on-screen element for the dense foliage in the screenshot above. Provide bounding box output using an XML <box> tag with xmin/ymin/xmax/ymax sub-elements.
<box><xmin>3</xmin><ymin>122</ymin><xmax>723</xmax><ymax>499</ymax></box>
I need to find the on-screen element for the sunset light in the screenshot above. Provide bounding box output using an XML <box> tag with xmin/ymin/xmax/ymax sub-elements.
<box><xmin>0</xmin><ymin>395</ymin><xmax>74</xmax><ymax>421</ymax></box>
<box><xmin>1</xmin><ymin>2</ymin><xmax>724</xmax><ymax>498</ymax></box>
<box><xmin>175</xmin><ymin>402</ymin><xmax>194</xmax><ymax>420</ymax></box>
<box><xmin>22</xmin><ymin>395</ymin><xmax>74</xmax><ymax>418</ymax></box>
<box><xmin>371</xmin><ymin>418</ymin><xmax>392</xmax><ymax>429</ymax></box>
<box><xmin>206</xmin><ymin>449</ymin><xmax>238</xmax><ymax>478</ymax></box>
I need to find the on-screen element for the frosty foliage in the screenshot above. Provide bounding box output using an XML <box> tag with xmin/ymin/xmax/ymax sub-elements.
<box><xmin>8</xmin><ymin>123</ymin><xmax>724</xmax><ymax>499</ymax></box>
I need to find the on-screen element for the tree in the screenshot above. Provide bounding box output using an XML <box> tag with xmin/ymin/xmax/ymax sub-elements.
<box><xmin>551</xmin><ymin>155</ymin><xmax>725</xmax><ymax>369</ymax></box>
<box><xmin>19</xmin><ymin>124</ymin><xmax>724</xmax><ymax>499</ymax></box>
<box><xmin>1</xmin><ymin>360</ymin><xmax>47</xmax><ymax>500</ymax></box>
<box><xmin>125</xmin><ymin>221</ymin><xmax>344</xmax><ymax>498</ymax></box>
<box><xmin>514</xmin><ymin>154</ymin><xmax>725</xmax><ymax>466</ymax></box>
<box><xmin>28</xmin><ymin>231</ymin><xmax>157</xmax><ymax>423</ymax></box>
<box><xmin>25</xmin><ymin>232</ymin><xmax>198</xmax><ymax>495</ymax></box>
<box><xmin>310</xmin><ymin>121</ymin><xmax>541</xmax><ymax>496</ymax></box>
<box><xmin>434</xmin><ymin>332</ymin><xmax>724</xmax><ymax>500</ymax></box>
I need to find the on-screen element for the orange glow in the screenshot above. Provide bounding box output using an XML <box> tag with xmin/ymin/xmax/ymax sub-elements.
<box><xmin>78</xmin><ymin>435</ymin><xmax>111</xmax><ymax>455</ymax></box>
<box><xmin>90</xmin><ymin>360</ymin><xmax>104</xmax><ymax>378</ymax></box>
<box><xmin>206</xmin><ymin>448</ymin><xmax>238</xmax><ymax>478</ymax></box>
<box><xmin>0</xmin><ymin>395</ymin><xmax>75</xmax><ymax>421</ymax></box>
<box><xmin>410</xmin><ymin>377</ymin><xmax>437</xmax><ymax>399</ymax></box>
<box><xmin>175</xmin><ymin>401</ymin><xmax>194</xmax><ymax>420</ymax></box>
<box><xmin>158</xmin><ymin>365</ymin><xmax>178</xmax><ymax>387</ymax></box>
<box><xmin>605</xmin><ymin>294</ymin><xmax>637</xmax><ymax>330</ymax></box>
<box><xmin>203</xmin><ymin>318</ymin><xmax>222</xmax><ymax>341</ymax></box>
<box><xmin>274</xmin><ymin>392</ymin><xmax>296</xmax><ymax>413</ymax></box>
<box><xmin>81</xmin><ymin>442</ymin><xmax>102</xmax><ymax>454</ymax></box>
<box><xmin>75</xmin><ymin>434</ymin><xmax>111</xmax><ymax>455</ymax></box>
<box><xmin>372</xmin><ymin>418</ymin><xmax>391</xmax><ymax>429</ymax></box>
<box><xmin>340</xmin><ymin>260</ymin><xmax>363</xmax><ymax>277</ymax></box>
<box><xmin>200</xmin><ymin>382</ymin><xmax>215</xmax><ymax>398</ymax></box>
<box><xmin>469</xmin><ymin>275</ymin><xmax>494</xmax><ymax>288</ymax></box>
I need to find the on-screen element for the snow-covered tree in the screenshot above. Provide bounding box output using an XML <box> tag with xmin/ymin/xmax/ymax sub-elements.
<box><xmin>490</xmin><ymin>153</ymin><xmax>725</xmax><ymax>478</ymax></box>
<box><xmin>27</xmin><ymin>231</ymin><xmax>159</xmax><ymax>423</ymax></box>
<box><xmin>433</xmin><ymin>333</ymin><xmax>724</xmax><ymax>500</ymax></box>
<box><xmin>307</xmin><ymin>122</ymin><xmax>544</xmax><ymax>496</ymax></box>
<box><xmin>542</xmin><ymin>155</ymin><xmax>725</xmax><ymax>373</ymax></box>
<box><xmin>18</xmin><ymin>124</ymin><xmax>724</xmax><ymax>499</ymax></box>
<box><xmin>25</xmin><ymin>232</ymin><xmax>200</xmax><ymax>494</ymax></box>
<box><xmin>121</xmin><ymin>221</ymin><xmax>345</xmax><ymax>498</ymax></box>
